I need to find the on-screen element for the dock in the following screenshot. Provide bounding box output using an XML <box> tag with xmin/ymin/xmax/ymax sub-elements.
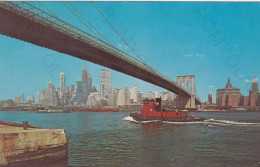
<box><xmin>0</xmin><ymin>121</ymin><xmax>68</xmax><ymax>167</ymax></box>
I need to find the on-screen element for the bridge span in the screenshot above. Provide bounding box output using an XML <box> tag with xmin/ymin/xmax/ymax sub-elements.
<box><xmin>0</xmin><ymin>2</ymin><xmax>201</xmax><ymax>107</ymax></box>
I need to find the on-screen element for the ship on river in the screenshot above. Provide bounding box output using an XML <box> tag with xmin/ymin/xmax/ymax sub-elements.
<box><xmin>130</xmin><ymin>98</ymin><xmax>205</xmax><ymax>122</ymax></box>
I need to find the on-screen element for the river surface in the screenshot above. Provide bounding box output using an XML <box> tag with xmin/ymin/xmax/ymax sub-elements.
<box><xmin>0</xmin><ymin>111</ymin><xmax>260</xmax><ymax>167</ymax></box>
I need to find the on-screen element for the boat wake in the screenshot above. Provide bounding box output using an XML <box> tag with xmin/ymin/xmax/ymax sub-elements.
<box><xmin>123</xmin><ymin>116</ymin><xmax>260</xmax><ymax>127</ymax></box>
<box><xmin>205</xmin><ymin>119</ymin><xmax>260</xmax><ymax>126</ymax></box>
<box><xmin>122</xmin><ymin>116</ymin><xmax>160</xmax><ymax>123</ymax></box>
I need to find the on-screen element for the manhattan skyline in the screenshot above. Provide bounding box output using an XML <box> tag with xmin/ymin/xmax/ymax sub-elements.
<box><xmin>1</xmin><ymin>2</ymin><xmax>260</xmax><ymax>101</ymax></box>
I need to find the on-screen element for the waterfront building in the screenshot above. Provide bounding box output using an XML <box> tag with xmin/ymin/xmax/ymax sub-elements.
<box><xmin>137</xmin><ymin>91</ymin><xmax>143</xmax><ymax>104</ymax></box>
<box><xmin>37</xmin><ymin>91</ymin><xmax>44</xmax><ymax>105</ymax></box>
<box><xmin>100</xmin><ymin>69</ymin><xmax>111</xmax><ymax>99</ymax></box>
<box><xmin>124</xmin><ymin>87</ymin><xmax>130</xmax><ymax>105</ymax></box>
<box><xmin>249</xmin><ymin>77</ymin><xmax>260</xmax><ymax>107</ymax></box>
<box><xmin>15</xmin><ymin>94</ymin><xmax>24</xmax><ymax>105</ymax></box>
<box><xmin>216</xmin><ymin>78</ymin><xmax>241</xmax><ymax>107</ymax></box>
<box><xmin>71</xmin><ymin>65</ymin><xmax>92</xmax><ymax>104</ymax></box>
<box><xmin>111</xmin><ymin>85</ymin><xmax>117</xmax><ymax>106</ymax></box>
<box><xmin>160</xmin><ymin>91</ymin><xmax>172</xmax><ymax>101</ymax></box>
<box><xmin>86</xmin><ymin>92</ymin><xmax>107</xmax><ymax>107</ymax></box>
<box><xmin>143</xmin><ymin>92</ymin><xmax>154</xmax><ymax>99</ymax></box>
<box><xmin>72</xmin><ymin>81</ymin><xmax>88</xmax><ymax>104</ymax></box>
<box><xmin>82</xmin><ymin>65</ymin><xmax>88</xmax><ymax>81</ymax></box>
<box><xmin>60</xmin><ymin>72</ymin><xmax>65</xmax><ymax>90</ymax></box>
<box><xmin>0</xmin><ymin>99</ymin><xmax>14</xmax><ymax>108</ymax></box>
<box><xmin>117</xmin><ymin>89</ymin><xmax>125</xmax><ymax>106</ymax></box>
<box><xmin>70</xmin><ymin>84</ymin><xmax>75</xmax><ymax>95</ymax></box>
<box><xmin>208</xmin><ymin>92</ymin><xmax>214</xmax><ymax>104</ymax></box>
<box><xmin>130</xmin><ymin>86</ymin><xmax>138</xmax><ymax>104</ymax></box>
<box><xmin>43</xmin><ymin>82</ymin><xmax>58</xmax><ymax>106</ymax></box>
<box><xmin>59</xmin><ymin>72</ymin><xmax>70</xmax><ymax>105</ymax></box>
<box><xmin>87</xmin><ymin>72</ymin><xmax>92</xmax><ymax>96</ymax></box>
<box><xmin>27</xmin><ymin>95</ymin><xmax>35</xmax><ymax>104</ymax></box>
<box><xmin>153</xmin><ymin>91</ymin><xmax>159</xmax><ymax>98</ymax></box>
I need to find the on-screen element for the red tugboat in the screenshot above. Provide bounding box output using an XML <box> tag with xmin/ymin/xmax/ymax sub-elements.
<box><xmin>130</xmin><ymin>98</ymin><xmax>205</xmax><ymax>122</ymax></box>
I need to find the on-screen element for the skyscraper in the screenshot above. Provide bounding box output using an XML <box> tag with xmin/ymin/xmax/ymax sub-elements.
<box><xmin>130</xmin><ymin>86</ymin><xmax>138</xmax><ymax>103</ymax></box>
<box><xmin>82</xmin><ymin>65</ymin><xmax>87</xmax><ymax>81</ymax></box>
<box><xmin>43</xmin><ymin>82</ymin><xmax>58</xmax><ymax>106</ymax></box>
<box><xmin>249</xmin><ymin>77</ymin><xmax>260</xmax><ymax>107</ymax></box>
<box><xmin>208</xmin><ymin>92</ymin><xmax>214</xmax><ymax>104</ymax></box>
<box><xmin>124</xmin><ymin>87</ymin><xmax>130</xmax><ymax>105</ymax></box>
<box><xmin>60</xmin><ymin>72</ymin><xmax>65</xmax><ymax>90</ymax></box>
<box><xmin>100</xmin><ymin>69</ymin><xmax>112</xmax><ymax>104</ymax></box>
<box><xmin>71</xmin><ymin>65</ymin><xmax>92</xmax><ymax>104</ymax></box>
<box><xmin>250</xmin><ymin>77</ymin><xmax>259</xmax><ymax>94</ymax></box>
<box><xmin>117</xmin><ymin>89</ymin><xmax>125</xmax><ymax>106</ymax></box>
<box><xmin>37</xmin><ymin>91</ymin><xmax>44</xmax><ymax>105</ymax></box>
<box><xmin>87</xmin><ymin>72</ymin><xmax>92</xmax><ymax>96</ymax></box>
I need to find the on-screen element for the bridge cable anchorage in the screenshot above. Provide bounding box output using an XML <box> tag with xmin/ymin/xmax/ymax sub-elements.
<box><xmin>63</xmin><ymin>2</ymin><xmax>102</xmax><ymax>40</ymax></box>
<box><xmin>66</xmin><ymin>2</ymin><xmax>111</xmax><ymax>44</ymax></box>
<box><xmin>91</xmin><ymin>2</ymin><xmax>147</xmax><ymax>65</ymax></box>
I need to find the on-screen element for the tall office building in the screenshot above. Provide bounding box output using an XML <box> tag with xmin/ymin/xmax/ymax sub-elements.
<box><xmin>15</xmin><ymin>93</ymin><xmax>24</xmax><ymax>105</ymax></box>
<box><xmin>208</xmin><ymin>92</ymin><xmax>214</xmax><ymax>104</ymax></box>
<box><xmin>60</xmin><ymin>72</ymin><xmax>65</xmax><ymax>90</ymax></box>
<box><xmin>130</xmin><ymin>86</ymin><xmax>138</xmax><ymax>103</ymax></box>
<box><xmin>72</xmin><ymin>65</ymin><xmax>92</xmax><ymax>104</ymax></box>
<box><xmin>117</xmin><ymin>89</ymin><xmax>125</xmax><ymax>106</ymax></box>
<box><xmin>82</xmin><ymin>65</ymin><xmax>87</xmax><ymax>81</ymax></box>
<box><xmin>249</xmin><ymin>77</ymin><xmax>260</xmax><ymax>107</ymax></box>
<box><xmin>100</xmin><ymin>69</ymin><xmax>112</xmax><ymax>105</ymax></box>
<box><xmin>37</xmin><ymin>91</ymin><xmax>44</xmax><ymax>105</ymax></box>
<box><xmin>87</xmin><ymin>72</ymin><xmax>92</xmax><ymax>96</ymax></box>
<box><xmin>43</xmin><ymin>82</ymin><xmax>58</xmax><ymax>106</ymax></box>
<box><xmin>124</xmin><ymin>87</ymin><xmax>130</xmax><ymax>105</ymax></box>
<box><xmin>27</xmin><ymin>95</ymin><xmax>35</xmax><ymax>104</ymax></box>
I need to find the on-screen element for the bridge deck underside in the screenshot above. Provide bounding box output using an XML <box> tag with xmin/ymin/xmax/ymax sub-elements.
<box><xmin>0</xmin><ymin>7</ymin><xmax>200</xmax><ymax>105</ymax></box>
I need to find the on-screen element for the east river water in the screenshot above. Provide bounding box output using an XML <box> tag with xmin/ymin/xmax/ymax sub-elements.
<box><xmin>0</xmin><ymin>111</ymin><xmax>260</xmax><ymax>167</ymax></box>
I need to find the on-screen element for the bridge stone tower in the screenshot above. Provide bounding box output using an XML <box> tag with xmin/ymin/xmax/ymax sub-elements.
<box><xmin>176</xmin><ymin>75</ymin><xmax>196</xmax><ymax>109</ymax></box>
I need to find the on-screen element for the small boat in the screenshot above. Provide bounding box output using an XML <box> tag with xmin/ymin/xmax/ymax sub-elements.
<box><xmin>72</xmin><ymin>107</ymin><xmax>119</xmax><ymax>112</ymax></box>
<box><xmin>37</xmin><ymin>109</ymin><xmax>71</xmax><ymax>113</ymax></box>
<box><xmin>130</xmin><ymin>98</ymin><xmax>205</xmax><ymax>122</ymax></box>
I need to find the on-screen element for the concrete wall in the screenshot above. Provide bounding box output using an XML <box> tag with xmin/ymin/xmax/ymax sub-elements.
<box><xmin>0</xmin><ymin>126</ymin><xmax>67</xmax><ymax>166</ymax></box>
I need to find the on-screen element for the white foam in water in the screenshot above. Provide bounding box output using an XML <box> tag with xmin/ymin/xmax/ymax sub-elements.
<box><xmin>122</xmin><ymin>116</ymin><xmax>160</xmax><ymax>123</ymax></box>
<box><xmin>123</xmin><ymin>116</ymin><xmax>260</xmax><ymax>126</ymax></box>
<box><xmin>205</xmin><ymin>119</ymin><xmax>260</xmax><ymax>126</ymax></box>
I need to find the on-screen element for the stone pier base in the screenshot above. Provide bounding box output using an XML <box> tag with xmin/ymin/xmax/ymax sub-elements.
<box><xmin>0</xmin><ymin>125</ymin><xmax>68</xmax><ymax>167</ymax></box>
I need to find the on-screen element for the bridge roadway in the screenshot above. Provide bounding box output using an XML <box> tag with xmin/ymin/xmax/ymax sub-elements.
<box><xmin>0</xmin><ymin>2</ymin><xmax>201</xmax><ymax>105</ymax></box>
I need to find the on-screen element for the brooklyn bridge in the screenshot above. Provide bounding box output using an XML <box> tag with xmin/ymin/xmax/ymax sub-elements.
<box><xmin>0</xmin><ymin>1</ymin><xmax>201</xmax><ymax>108</ymax></box>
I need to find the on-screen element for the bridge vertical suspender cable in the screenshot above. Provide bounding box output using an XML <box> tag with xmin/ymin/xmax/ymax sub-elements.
<box><xmin>38</xmin><ymin>2</ymin><xmax>58</xmax><ymax>18</ymax></box>
<box><xmin>91</xmin><ymin>2</ymin><xmax>147</xmax><ymax>65</ymax></box>
<box><xmin>63</xmin><ymin>2</ymin><xmax>102</xmax><ymax>40</ymax></box>
<box><xmin>66</xmin><ymin>2</ymin><xmax>110</xmax><ymax>44</ymax></box>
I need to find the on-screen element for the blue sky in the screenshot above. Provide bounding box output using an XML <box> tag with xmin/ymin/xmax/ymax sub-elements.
<box><xmin>0</xmin><ymin>2</ymin><xmax>260</xmax><ymax>102</ymax></box>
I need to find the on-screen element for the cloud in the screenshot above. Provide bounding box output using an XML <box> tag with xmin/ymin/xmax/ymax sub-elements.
<box><xmin>195</xmin><ymin>53</ymin><xmax>205</xmax><ymax>58</ymax></box>
<box><xmin>183</xmin><ymin>53</ymin><xmax>205</xmax><ymax>58</ymax></box>
<box><xmin>244</xmin><ymin>79</ymin><xmax>250</xmax><ymax>83</ymax></box>
<box><xmin>183</xmin><ymin>54</ymin><xmax>192</xmax><ymax>57</ymax></box>
<box><xmin>208</xmin><ymin>85</ymin><xmax>215</xmax><ymax>88</ymax></box>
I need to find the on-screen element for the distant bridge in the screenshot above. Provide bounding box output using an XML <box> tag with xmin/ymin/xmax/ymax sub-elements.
<box><xmin>0</xmin><ymin>2</ymin><xmax>201</xmax><ymax>108</ymax></box>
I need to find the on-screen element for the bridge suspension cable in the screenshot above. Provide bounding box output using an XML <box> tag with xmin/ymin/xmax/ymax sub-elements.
<box><xmin>66</xmin><ymin>2</ymin><xmax>110</xmax><ymax>44</ymax></box>
<box><xmin>38</xmin><ymin>2</ymin><xmax>58</xmax><ymax>18</ymax></box>
<box><xmin>63</xmin><ymin>2</ymin><xmax>103</xmax><ymax>41</ymax></box>
<box><xmin>91</xmin><ymin>2</ymin><xmax>147</xmax><ymax>65</ymax></box>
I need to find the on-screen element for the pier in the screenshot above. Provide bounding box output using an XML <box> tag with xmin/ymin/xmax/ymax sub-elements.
<box><xmin>0</xmin><ymin>121</ymin><xmax>68</xmax><ymax>167</ymax></box>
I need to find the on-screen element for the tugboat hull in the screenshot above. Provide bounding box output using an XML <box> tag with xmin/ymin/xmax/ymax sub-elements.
<box><xmin>130</xmin><ymin>112</ymin><xmax>205</xmax><ymax>122</ymax></box>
